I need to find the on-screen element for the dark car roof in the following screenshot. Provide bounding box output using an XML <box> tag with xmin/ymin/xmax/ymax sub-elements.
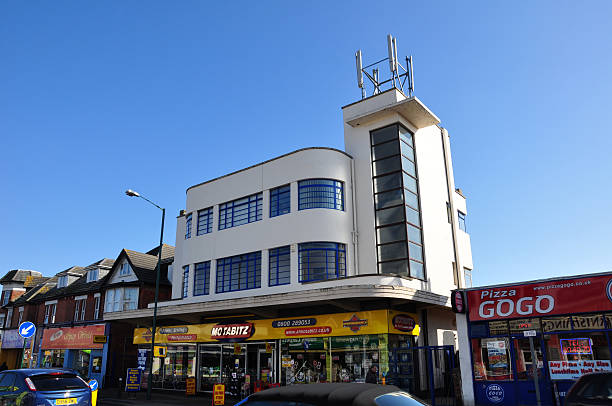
<box><xmin>248</xmin><ymin>383</ymin><xmax>407</xmax><ymax>406</ymax></box>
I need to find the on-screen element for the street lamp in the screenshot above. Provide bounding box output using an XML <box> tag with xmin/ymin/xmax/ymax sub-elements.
<box><xmin>125</xmin><ymin>189</ymin><xmax>165</xmax><ymax>401</ymax></box>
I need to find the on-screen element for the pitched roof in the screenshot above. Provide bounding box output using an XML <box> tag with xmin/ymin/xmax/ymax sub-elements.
<box><xmin>35</xmin><ymin>259</ymin><xmax>114</xmax><ymax>301</ymax></box>
<box><xmin>0</xmin><ymin>270</ymin><xmax>43</xmax><ymax>284</ymax></box>
<box><xmin>123</xmin><ymin>249</ymin><xmax>173</xmax><ymax>285</ymax></box>
<box><xmin>145</xmin><ymin>244</ymin><xmax>175</xmax><ymax>261</ymax></box>
<box><xmin>12</xmin><ymin>279</ymin><xmax>54</xmax><ymax>305</ymax></box>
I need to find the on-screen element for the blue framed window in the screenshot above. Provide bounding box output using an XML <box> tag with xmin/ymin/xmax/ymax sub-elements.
<box><xmin>270</xmin><ymin>185</ymin><xmax>290</xmax><ymax>218</ymax></box>
<box><xmin>182</xmin><ymin>265</ymin><xmax>189</xmax><ymax>298</ymax></box>
<box><xmin>298</xmin><ymin>242</ymin><xmax>346</xmax><ymax>283</ymax></box>
<box><xmin>197</xmin><ymin>207</ymin><xmax>213</xmax><ymax>235</ymax></box>
<box><xmin>185</xmin><ymin>213</ymin><xmax>192</xmax><ymax>239</ymax></box>
<box><xmin>269</xmin><ymin>246</ymin><xmax>290</xmax><ymax>286</ymax></box>
<box><xmin>219</xmin><ymin>193</ymin><xmax>262</xmax><ymax>230</ymax></box>
<box><xmin>458</xmin><ymin>211</ymin><xmax>466</xmax><ymax>232</ymax></box>
<box><xmin>298</xmin><ymin>179</ymin><xmax>344</xmax><ymax>211</ymax></box>
<box><xmin>193</xmin><ymin>261</ymin><xmax>210</xmax><ymax>296</ymax></box>
<box><xmin>216</xmin><ymin>251</ymin><xmax>261</xmax><ymax>293</ymax></box>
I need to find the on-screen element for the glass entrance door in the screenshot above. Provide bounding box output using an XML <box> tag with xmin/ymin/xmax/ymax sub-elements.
<box><xmin>512</xmin><ymin>337</ymin><xmax>552</xmax><ymax>406</ymax></box>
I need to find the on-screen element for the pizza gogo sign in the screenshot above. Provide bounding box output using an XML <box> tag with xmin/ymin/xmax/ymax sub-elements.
<box><xmin>467</xmin><ymin>275</ymin><xmax>612</xmax><ymax>321</ymax></box>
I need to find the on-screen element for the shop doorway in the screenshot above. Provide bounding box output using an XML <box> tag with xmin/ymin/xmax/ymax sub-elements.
<box><xmin>391</xmin><ymin>345</ymin><xmax>456</xmax><ymax>406</ymax></box>
<box><xmin>510</xmin><ymin>336</ymin><xmax>553</xmax><ymax>406</ymax></box>
<box><xmin>198</xmin><ymin>342</ymin><xmax>277</xmax><ymax>396</ymax></box>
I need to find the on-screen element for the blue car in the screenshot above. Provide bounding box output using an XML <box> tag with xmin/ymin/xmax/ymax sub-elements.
<box><xmin>0</xmin><ymin>369</ymin><xmax>91</xmax><ymax>406</ymax></box>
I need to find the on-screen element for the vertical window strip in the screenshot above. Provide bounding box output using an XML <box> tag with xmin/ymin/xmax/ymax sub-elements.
<box><xmin>193</xmin><ymin>261</ymin><xmax>210</xmax><ymax>296</ymax></box>
<box><xmin>458</xmin><ymin>211</ymin><xmax>466</xmax><ymax>232</ymax></box>
<box><xmin>185</xmin><ymin>214</ymin><xmax>192</xmax><ymax>239</ymax></box>
<box><xmin>371</xmin><ymin>124</ymin><xmax>426</xmax><ymax>281</ymax></box>
<box><xmin>197</xmin><ymin>208</ymin><xmax>213</xmax><ymax>236</ymax></box>
<box><xmin>219</xmin><ymin>193</ymin><xmax>263</xmax><ymax>230</ymax></box>
<box><xmin>182</xmin><ymin>265</ymin><xmax>189</xmax><ymax>298</ymax></box>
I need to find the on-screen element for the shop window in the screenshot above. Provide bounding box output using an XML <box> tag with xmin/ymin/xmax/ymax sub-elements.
<box><xmin>281</xmin><ymin>337</ymin><xmax>329</xmax><ymax>385</ymax></box>
<box><xmin>545</xmin><ymin>332</ymin><xmax>611</xmax><ymax>380</ymax></box>
<box><xmin>151</xmin><ymin>344</ymin><xmax>197</xmax><ymax>390</ymax></box>
<box><xmin>41</xmin><ymin>350</ymin><xmax>65</xmax><ymax>368</ymax></box>
<box><xmin>73</xmin><ymin>350</ymin><xmax>90</xmax><ymax>377</ymax></box>
<box><xmin>471</xmin><ymin>337</ymin><xmax>513</xmax><ymax>381</ymax></box>
<box><xmin>331</xmin><ymin>335</ymin><xmax>384</xmax><ymax>383</ymax></box>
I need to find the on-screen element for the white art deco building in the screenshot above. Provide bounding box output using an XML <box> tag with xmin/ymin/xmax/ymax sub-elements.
<box><xmin>107</xmin><ymin>87</ymin><xmax>473</xmax><ymax>398</ymax></box>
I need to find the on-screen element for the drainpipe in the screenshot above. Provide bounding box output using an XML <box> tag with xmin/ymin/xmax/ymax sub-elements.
<box><xmin>440</xmin><ymin>127</ymin><xmax>463</xmax><ymax>288</ymax></box>
<box><xmin>350</xmin><ymin>159</ymin><xmax>360</xmax><ymax>276</ymax></box>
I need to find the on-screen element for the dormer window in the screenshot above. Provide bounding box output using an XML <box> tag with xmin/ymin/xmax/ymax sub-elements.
<box><xmin>87</xmin><ymin>269</ymin><xmax>99</xmax><ymax>283</ymax></box>
<box><xmin>120</xmin><ymin>263</ymin><xmax>131</xmax><ymax>276</ymax></box>
<box><xmin>57</xmin><ymin>276</ymin><xmax>68</xmax><ymax>288</ymax></box>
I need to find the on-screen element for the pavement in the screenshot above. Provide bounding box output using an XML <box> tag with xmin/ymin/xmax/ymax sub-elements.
<box><xmin>97</xmin><ymin>390</ymin><xmax>241</xmax><ymax>406</ymax></box>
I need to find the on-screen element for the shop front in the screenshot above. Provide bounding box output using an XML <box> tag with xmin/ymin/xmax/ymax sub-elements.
<box><xmin>455</xmin><ymin>272</ymin><xmax>612</xmax><ymax>406</ymax></box>
<box><xmin>39</xmin><ymin>323</ymin><xmax>109</xmax><ymax>386</ymax></box>
<box><xmin>0</xmin><ymin>329</ymin><xmax>33</xmax><ymax>369</ymax></box>
<box><xmin>133</xmin><ymin>309</ymin><xmax>419</xmax><ymax>395</ymax></box>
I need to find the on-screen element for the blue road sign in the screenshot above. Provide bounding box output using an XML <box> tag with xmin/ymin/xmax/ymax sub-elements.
<box><xmin>88</xmin><ymin>379</ymin><xmax>99</xmax><ymax>391</ymax></box>
<box><xmin>18</xmin><ymin>322</ymin><xmax>36</xmax><ymax>339</ymax></box>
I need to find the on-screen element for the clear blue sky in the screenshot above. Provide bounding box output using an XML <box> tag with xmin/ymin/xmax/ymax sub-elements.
<box><xmin>1</xmin><ymin>1</ymin><xmax>611</xmax><ymax>286</ymax></box>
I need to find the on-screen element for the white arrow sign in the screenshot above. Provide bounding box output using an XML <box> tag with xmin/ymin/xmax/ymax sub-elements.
<box><xmin>18</xmin><ymin>322</ymin><xmax>36</xmax><ymax>339</ymax></box>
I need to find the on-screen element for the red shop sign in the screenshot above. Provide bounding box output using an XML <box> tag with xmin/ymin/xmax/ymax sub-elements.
<box><xmin>467</xmin><ymin>274</ymin><xmax>612</xmax><ymax>321</ymax></box>
<box><xmin>42</xmin><ymin>324</ymin><xmax>106</xmax><ymax>349</ymax></box>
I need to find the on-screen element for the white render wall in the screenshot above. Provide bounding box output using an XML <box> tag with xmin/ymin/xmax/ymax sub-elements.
<box><xmin>172</xmin><ymin>148</ymin><xmax>355</xmax><ymax>301</ymax></box>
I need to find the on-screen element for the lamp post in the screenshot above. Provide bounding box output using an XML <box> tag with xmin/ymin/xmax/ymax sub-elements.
<box><xmin>125</xmin><ymin>189</ymin><xmax>165</xmax><ymax>401</ymax></box>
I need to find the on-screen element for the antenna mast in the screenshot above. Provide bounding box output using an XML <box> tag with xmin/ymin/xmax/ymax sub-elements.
<box><xmin>355</xmin><ymin>34</ymin><xmax>414</xmax><ymax>99</ymax></box>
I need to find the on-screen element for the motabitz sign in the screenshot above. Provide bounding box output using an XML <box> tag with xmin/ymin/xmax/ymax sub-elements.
<box><xmin>467</xmin><ymin>274</ymin><xmax>612</xmax><ymax>321</ymax></box>
<box><xmin>41</xmin><ymin>324</ymin><xmax>106</xmax><ymax>349</ymax></box>
<box><xmin>1</xmin><ymin>329</ymin><xmax>33</xmax><ymax>349</ymax></box>
<box><xmin>210</xmin><ymin>323</ymin><xmax>254</xmax><ymax>341</ymax></box>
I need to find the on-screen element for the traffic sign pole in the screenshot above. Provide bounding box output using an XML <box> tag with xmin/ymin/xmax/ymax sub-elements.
<box><xmin>18</xmin><ymin>322</ymin><xmax>36</xmax><ymax>369</ymax></box>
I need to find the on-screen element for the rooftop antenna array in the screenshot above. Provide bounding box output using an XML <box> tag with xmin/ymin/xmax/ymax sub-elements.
<box><xmin>355</xmin><ymin>34</ymin><xmax>414</xmax><ymax>99</ymax></box>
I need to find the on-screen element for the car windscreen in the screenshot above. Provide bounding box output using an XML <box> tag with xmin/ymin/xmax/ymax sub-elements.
<box><xmin>29</xmin><ymin>373</ymin><xmax>89</xmax><ymax>391</ymax></box>
<box><xmin>375</xmin><ymin>392</ymin><xmax>426</xmax><ymax>406</ymax></box>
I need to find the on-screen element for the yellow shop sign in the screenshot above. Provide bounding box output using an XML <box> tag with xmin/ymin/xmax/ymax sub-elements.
<box><xmin>133</xmin><ymin>310</ymin><xmax>419</xmax><ymax>345</ymax></box>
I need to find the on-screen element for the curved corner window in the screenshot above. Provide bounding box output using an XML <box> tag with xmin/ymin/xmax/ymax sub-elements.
<box><xmin>298</xmin><ymin>242</ymin><xmax>346</xmax><ymax>283</ymax></box>
<box><xmin>298</xmin><ymin>179</ymin><xmax>344</xmax><ymax>211</ymax></box>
